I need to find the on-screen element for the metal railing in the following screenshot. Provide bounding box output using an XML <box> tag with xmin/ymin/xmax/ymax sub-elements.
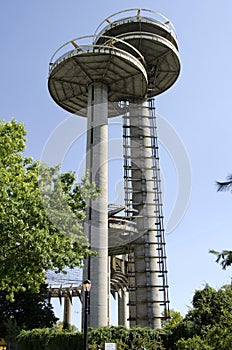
<box><xmin>94</xmin><ymin>8</ymin><xmax>177</xmax><ymax>40</ymax></box>
<box><xmin>48</xmin><ymin>35</ymin><xmax>147</xmax><ymax>74</ymax></box>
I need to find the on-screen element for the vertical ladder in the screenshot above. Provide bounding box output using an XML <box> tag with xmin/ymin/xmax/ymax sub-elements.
<box><xmin>123</xmin><ymin>98</ymin><xmax>169</xmax><ymax>327</ymax></box>
<box><xmin>149</xmin><ymin>98</ymin><xmax>169</xmax><ymax>320</ymax></box>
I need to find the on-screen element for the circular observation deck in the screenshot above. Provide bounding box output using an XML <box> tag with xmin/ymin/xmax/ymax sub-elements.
<box><xmin>48</xmin><ymin>36</ymin><xmax>148</xmax><ymax>117</ymax></box>
<box><xmin>95</xmin><ymin>9</ymin><xmax>181</xmax><ymax>96</ymax></box>
<box><xmin>108</xmin><ymin>204</ymin><xmax>140</xmax><ymax>256</ymax></box>
<box><xmin>108</xmin><ymin>216</ymin><xmax>139</xmax><ymax>256</ymax></box>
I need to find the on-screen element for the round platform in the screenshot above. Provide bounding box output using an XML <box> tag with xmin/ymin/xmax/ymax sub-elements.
<box><xmin>48</xmin><ymin>38</ymin><xmax>148</xmax><ymax>117</ymax></box>
<box><xmin>99</xmin><ymin>33</ymin><xmax>180</xmax><ymax>97</ymax></box>
<box><xmin>95</xmin><ymin>9</ymin><xmax>180</xmax><ymax>96</ymax></box>
<box><xmin>95</xmin><ymin>8</ymin><xmax>179</xmax><ymax>50</ymax></box>
<box><xmin>108</xmin><ymin>216</ymin><xmax>140</xmax><ymax>256</ymax></box>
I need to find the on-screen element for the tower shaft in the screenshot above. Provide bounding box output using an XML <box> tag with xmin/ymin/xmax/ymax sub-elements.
<box><xmin>124</xmin><ymin>99</ymin><xmax>168</xmax><ymax>327</ymax></box>
<box><xmin>84</xmin><ymin>82</ymin><xmax>109</xmax><ymax>327</ymax></box>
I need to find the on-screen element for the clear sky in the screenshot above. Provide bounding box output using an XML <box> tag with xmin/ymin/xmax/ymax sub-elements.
<box><xmin>1</xmin><ymin>0</ymin><xmax>232</xmax><ymax>327</ymax></box>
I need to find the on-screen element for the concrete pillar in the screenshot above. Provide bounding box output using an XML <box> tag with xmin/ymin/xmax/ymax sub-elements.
<box><xmin>84</xmin><ymin>82</ymin><xmax>109</xmax><ymax>328</ymax></box>
<box><xmin>128</xmin><ymin>251</ymin><xmax>136</xmax><ymax>328</ymax></box>
<box><xmin>63</xmin><ymin>297</ymin><xmax>72</xmax><ymax>328</ymax></box>
<box><xmin>129</xmin><ymin>100</ymin><xmax>161</xmax><ymax>329</ymax></box>
<box><xmin>118</xmin><ymin>287</ymin><xmax>129</xmax><ymax>327</ymax></box>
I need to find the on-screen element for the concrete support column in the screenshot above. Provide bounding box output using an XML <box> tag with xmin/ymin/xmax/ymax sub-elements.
<box><xmin>63</xmin><ymin>297</ymin><xmax>72</xmax><ymax>328</ymax></box>
<box><xmin>84</xmin><ymin>82</ymin><xmax>109</xmax><ymax>328</ymax></box>
<box><xmin>129</xmin><ymin>100</ymin><xmax>161</xmax><ymax>329</ymax></box>
<box><xmin>127</xmin><ymin>251</ymin><xmax>136</xmax><ymax>328</ymax></box>
<box><xmin>118</xmin><ymin>287</ymin><xmax>129</xmax><ymax>327</ymax></box>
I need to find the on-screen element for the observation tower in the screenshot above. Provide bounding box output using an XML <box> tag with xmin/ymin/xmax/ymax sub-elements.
<box><xmin>48</xmin><ymin>8</ymin><xmax>180</xmax><ymax>329</ymax></box>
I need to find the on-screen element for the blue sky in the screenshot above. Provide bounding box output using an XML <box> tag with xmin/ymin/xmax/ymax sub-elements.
<box><xmin>1</xmin><ymin>0</ymin><xmax>232</xmax><ymax>326</ymax></box>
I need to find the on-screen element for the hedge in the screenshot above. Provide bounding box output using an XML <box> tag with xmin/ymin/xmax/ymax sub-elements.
<box><xmin>17</xmin><ymin>326</ymin><xmax>165</xmax><ymax>350</ymax></box>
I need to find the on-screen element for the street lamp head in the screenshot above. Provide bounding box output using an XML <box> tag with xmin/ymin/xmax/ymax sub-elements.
<box><xmin>83</xmin><ymin>279</ymin><xmax>91</xmax><ymax>292</ymax></box>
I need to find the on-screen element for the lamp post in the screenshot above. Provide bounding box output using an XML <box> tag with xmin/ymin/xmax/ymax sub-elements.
<box><xmin>83</xmin><ymin>279</ymin><xmax>91</xmax><ymax>350</ymax></box>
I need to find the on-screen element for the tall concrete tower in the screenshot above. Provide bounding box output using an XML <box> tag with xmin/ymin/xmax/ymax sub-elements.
<box><xmin>48</xmin><ymin>8</ymin><xmax>180</xmax><ymax>329</ymax></box>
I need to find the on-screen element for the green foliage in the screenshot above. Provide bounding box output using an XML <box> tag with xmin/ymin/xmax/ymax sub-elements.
<box><xmin>166</xmin><ymin>284</ymin><xmax>232</xmax><ymax>349</ymax></box>
<box><xmin>3</xmin><ymin>318</ymin><xmax>20</xmax><ymax>348</ymax></box>
<box><xmin>205</xmin><ymin>325</ymin><xmax>232</xmax><ymax>350</ymax></box>
<box><xmin>209</xmin><ymin>249</ymin><xmax>232</xmax><ymax>269</ymax></box>
<box><xmin>17</xmin><ymin>326</ymin><xmax>165</xmax><ymax>350</ymax></box>
<box><xmin>18</xmin><ymin>328</ymin><xmax>83</xmax><ymax>350</ymax></box>
<box><xmin>13</xmin><ymin>285</ymin><xmax>232</xmax><ymax>349</ymax></box>
<box><xmin>55</xmin><ymin>321</ymin><xmax>77</xmax><ymax>332</ymax></box>
<box><xmin>175</xmin><ymin>326</ymin><xmax>232</xmax><ymax>350</ymax></box>
<box><xmin>0</xmin><ymin>284</ymin><xmax>57</xmax><ymax>339</ymax></box>
<box><xmin>88</xmin><ymin>326</ymin><xmax>164</xmax><ymax>350</ymax></box>
<box><xmin>175</xmin><ymin>335</ymin><xmax>213</xmax><ymax>350</ymax></box>
<box><xmin>188</xmin><ymin>284</ymin><xmax>232</xmax><ymax>330</ymax></box>
<box><xmin>162</xmin><ymin>310</ymin><xmax>183</xmax><ymax>333</ymax></box>
<box><xmin>0</xmin><ymin>119</ymin><xmax>97</xmax><ymax>300</ymax></box>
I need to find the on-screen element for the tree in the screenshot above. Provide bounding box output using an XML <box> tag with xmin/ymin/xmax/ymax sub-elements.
<box><xmin>161</xmin><ymin>310</ymin><xmax>184</xmax><ymax>349</ymax></box>
<box><xmin>175</xmin><ymin>335</ymin><xmax>213</xmax><ymax>350</ymax></box>
<box><xmin>0</xmin><ymin>284</ymin><xmax>57</xmax><ymax>339</ymax></box>
<box><xmin>168</xmin><ymin>284</ymin><xmax>232</xmax><ymax>349</ymax></box>
<box><xmin>210</xmin><ymin>173</ymin><xmax>232</xmax><ymax>268</ymax></box>
<box><xmin>0</xmin><ymin>119</ymin><xmax>97</xmax><ymax>300</ymax></box>
<box><xmin>162</xmin><ymin>309</ymin><xmax>183</xmax><ymax>333</ymax></box>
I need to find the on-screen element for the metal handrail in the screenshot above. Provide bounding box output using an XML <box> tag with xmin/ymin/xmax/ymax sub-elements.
<box><xmin>108</xmin><ymin>217</ymin><xmax>137</xmax><ymax>225</ymax></box>
<box><xmin>114</xmin><ymin>31</ymin><xmax>180</xmax><ymax>57</ymax></box>
<box><xmin>48</xmin><ymin>34</ymin><xmax>146</xmax><ymax>73</ymax></box>
<box><xmin>94</xmin><ymin>8</ymin><xmax>177</xmax><ymax>39</ymax></box>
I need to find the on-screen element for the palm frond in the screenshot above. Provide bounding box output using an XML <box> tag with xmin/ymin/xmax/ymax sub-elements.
<box><xmin>216</xmin><ymin>174</ymin><xmax>232</xmax><ymax>192</ymax></box>
<box><xmin>209</xmin><ymin>249</ymin><xmax>232</xmax><ymax>269</ymax></box>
